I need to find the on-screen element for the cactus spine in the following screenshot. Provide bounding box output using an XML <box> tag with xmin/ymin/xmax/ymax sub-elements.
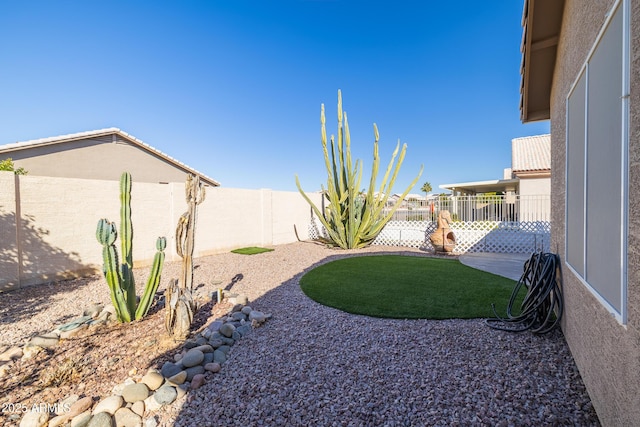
<box><xmin>295</xmin><ymin>90</ymin><xmax>423</xmax><ymax>249</ymax></box>
<box><xmin>96</xmin><ymin>172</ymin><xmax>166</xmax><ymax>322</ymax></box>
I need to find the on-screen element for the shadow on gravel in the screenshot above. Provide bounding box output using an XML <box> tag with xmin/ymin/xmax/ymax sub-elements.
<box><xmin>139</xmin><ymin>244</ymin><xmax>600</xmax><ymax>427</ymax></box>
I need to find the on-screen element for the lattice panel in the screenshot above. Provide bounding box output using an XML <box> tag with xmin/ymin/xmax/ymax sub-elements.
<box><xmin>308</xmin><ymin>220</ymin><xmax>550</xmax><ymax>254</ymax></box>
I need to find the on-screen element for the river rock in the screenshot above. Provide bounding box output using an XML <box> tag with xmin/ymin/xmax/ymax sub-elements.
<box><xmin>190</xmin><ymin>374</ymin><xmax>205</xmax><ymax>389</ymax></box>
<box><xmin>60</xmin><ymin>324</ymin><xmax>88</xmax><ymax>339</ymax></box>
<box><xmin>131</xmin><ymin>401</ymin><xmax>145</xmax><ymax>417</ymax></box>
<box><xmin>241</xmin><ymin>305</ymin><xmax>252</xmax><ymax>315</ymax></box>
<box><xmin>68</xmin><ymin>396</ymin><xmax>94</xmax><ymax>418</ymax></box>
<box><xmin>168</xmin><ymin>370</ymin><xmax>187</xmax><ymax>385</ymax></box>
<box><xmin>191</xmin><ymin>344</ymin><xmax>214</xmax><ymax>353</ymax></box>
<box><xmin>160</xmin><ymin>362</ymin><xmax>182</xmax><ymax>378</ymax></box>
<box><xmin>93</xmin><ymin>395</ymin><xmax>124</xmax><ymax>415</ymax></box>
<box><xmin>70</xmin><ymin>410</ymin><xmax>92</xmax><ymax>427</ymax></box>
<box><xmin>83</xmin><ymin>303</ymin><xmax>104</xmax><ymax>318</ymax></box>
<box><xmin>122</xmin><ymin>383</ymin><xmax>149</xmax><ymax>403</ymax></box>
<box><xmin>87</xmin><ymin>411</ymin><xmax>112</xmax><ymax>427</ymax></box>
<box><xmin>219</xmin><ymin>323</ymin><xmax>235</xmax><ymax>338</ymax></box>
<box><xmin>213</xmin><ymin>349</ymin><xmax>226</xmax><ymax>364</ymax></box>
<box><xmin>0</xmin><ymin>345</ymin><xmax>23</xmax><ymax>361</ymax></box>
<box><xmin>27</xmin><ymin>332</ymin><xmax>60</xmax><ymax>349</ymax></box>
<box><xmin>204</xmin><ymin>362</ymin><xmax>221</xmax><ymax>373</ymax></box>
<box><xmin>185</xmin><ymin>365</ymin><xmax>205</xmax><ymax>381</ymax></box>
<box><xmin>141</xmin><ymin>371</ymin><xmax>164</xmax><ymax>390</ymax></box>
<box><xmin>114</xmin><ymin>407</ymin><xmax>142</xmax><ymax>427</ymax></box>
<box><xmin>19</xmin><ymin>410</ymin><xmax>49</xmax><ymax>427</ymax></box>
<box><xmin>203</xmin><ymin>352</ymin><xmax>214</xmax><ymax>364</ymax></box>
<box><xmin>207</xmin><ymin>321</ymin><xmax>223</xmax><ymax>333</ymax></box>
<box><xmin>153</xmin><ymin>385</ymin><xmax>178</xmax><ymax>405</ymax></box>
<box><xmin>181</xmin><ymin>349</ymin><xmax>204</xmax><ymax>368</ymax></box>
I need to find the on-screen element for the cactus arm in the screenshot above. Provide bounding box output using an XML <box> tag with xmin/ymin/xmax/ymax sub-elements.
<box><xmin>118</xmin><ymin>172</ymin><xmax>136</xmax><ymax>315</ymax></box>
<box><xmin>135</xmin><ymin>237</ymin><xmax>166</xmax><ymax>320</ymax></box>
<box><xmin>96</xmin><ymin>219</ymin><xmax>131</xmax><ymax>322</ymax></box>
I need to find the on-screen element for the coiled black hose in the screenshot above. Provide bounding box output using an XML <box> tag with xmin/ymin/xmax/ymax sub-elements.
<box><xmin>485</xmin><ymin>252</ymin><xmax>563</xmax><ymax>334</ymax></box>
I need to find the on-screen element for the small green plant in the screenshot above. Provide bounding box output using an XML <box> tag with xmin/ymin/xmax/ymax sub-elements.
<box><xmin>296</xmin><ymin>90</ymin><xmax>423</xmax><ymax>249</ymax></box>
<box><xmin>96</xmin><ymin>172</ymin><xmax>166</xmax><ymax>322</ymax></box>
<box><xmin>0</xmin><ymin>158</ymin><xmax>27</xmax><ymax>175</ymax></box>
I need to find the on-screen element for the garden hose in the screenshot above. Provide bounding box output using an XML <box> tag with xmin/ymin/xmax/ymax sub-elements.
<box><xmin>485</xmin><ymin>252</ymin><xmax>563</xmax><ymax>334</ymax></box>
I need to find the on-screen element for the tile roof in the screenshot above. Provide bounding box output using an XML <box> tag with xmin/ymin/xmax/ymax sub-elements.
<box><xmin>511</xmin><ymin>134</ymin><xmax>550</xmax><ymax>172</ymax></box>
<box><xmin>0</xmin><ymin>127</ymin><xmax>220</xmax><ymax>186</ymax></box>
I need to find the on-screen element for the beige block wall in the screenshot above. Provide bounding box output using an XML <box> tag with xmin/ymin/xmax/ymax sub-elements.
<box><xmin>0</xmin><ymin>175</ymin><xmax>323</xmax><ymax>291</ymax></box>
<box><xmin>550</xmin><ymin>0</ymin><xmax>640</xmax><ymax>425</ymax></box>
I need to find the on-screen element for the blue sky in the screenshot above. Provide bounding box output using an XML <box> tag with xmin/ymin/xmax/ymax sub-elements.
<box><xmin>0</xmin><ymin>1</ymin><xmax>549</xmax><ymax>193</ymax></box>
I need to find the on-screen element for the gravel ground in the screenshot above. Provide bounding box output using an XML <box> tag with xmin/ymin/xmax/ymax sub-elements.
<box><xmin>1</xmin><ymin>242</ymin><xmax>599</xmax><ymax>426</ymax></box>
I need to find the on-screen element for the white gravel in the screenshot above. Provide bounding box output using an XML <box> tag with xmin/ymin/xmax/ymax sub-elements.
<box><xmin>1</xmin><ymin>242</ymin><xmax>600</xmax><ymax>426</ymax></box>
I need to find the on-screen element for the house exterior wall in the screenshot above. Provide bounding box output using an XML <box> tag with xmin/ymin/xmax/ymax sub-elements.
<box><xmin>0</xmin><ymin>172</ymin><xmax>322</xmax><ymax>292</ymax></box>
<box><xmin>517</xmin><ymin>177</ymin><xmax>550</xmax><ymax>196</ymax></box>
<box><xmin>549</xmin><ymin>0</ymin><xmax>640</xmax><ymax>424</ymax></box>
<box><xmin>1</xmin><ymin>135</ymin><xmax>202</xmax><ymax>184</ymax></box>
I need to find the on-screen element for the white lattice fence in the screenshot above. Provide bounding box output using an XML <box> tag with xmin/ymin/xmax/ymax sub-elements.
<box><xmin>308</xmin><ymin>219</ymin><xmax>550</xmax><ymax>253</ymax></box>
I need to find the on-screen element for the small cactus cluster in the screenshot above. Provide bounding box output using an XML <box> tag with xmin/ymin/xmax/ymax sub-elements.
<box><xmin>96</xmin><ymin>172</ymin><xmax>166</xmax><ymax>322</ymax></box>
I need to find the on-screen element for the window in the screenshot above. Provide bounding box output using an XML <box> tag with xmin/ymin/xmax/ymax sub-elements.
<box><xmin>565</xmin><ymin>0</ymin><xmax>629</xmax><ymax>322</ymax></box>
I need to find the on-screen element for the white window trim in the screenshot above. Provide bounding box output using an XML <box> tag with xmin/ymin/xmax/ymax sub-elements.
<box><xmin>564</xmin><ymin>0</ymin><xmax>629</xmax><ymax>324</ymax></box>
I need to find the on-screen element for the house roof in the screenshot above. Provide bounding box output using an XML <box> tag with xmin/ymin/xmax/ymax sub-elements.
<box><xmin>519</xmin><ymin>0</ymin><xmax>565</xmax><ymax>122</ymax></box>
<box><xmin>0</xmin><ymin>128</ymin><xmax>220</xmax><ymax>186</ymax></box>
<box><xmin>439</xmin><ymin>178</ymin><xmax>520</xmax><ymax>195</ymax></box>
<box><xmin>511</xmin><ymin>134</ymin><xmax>550</xmax><ymax>173</ymax></box>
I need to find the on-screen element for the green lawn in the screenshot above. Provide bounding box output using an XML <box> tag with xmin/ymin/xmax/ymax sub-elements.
<box><xmin>231</xmin><ymin>247</ymin><xmax>274</xmax><ymax>255</ymax></box>
<box><xmin>300</xmin><ymin>255</ymin><xmax>522</xmax><ymax>319</ymax></box>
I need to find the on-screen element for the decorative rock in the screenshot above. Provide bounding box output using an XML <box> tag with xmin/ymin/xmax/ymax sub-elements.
<box><xmin>195</xmin><ymin>336</ymin><xmax>208</xmax><ymax>346</ymax></box>
<box><xmin>217</xmin><ymin>345</ymin><xmax>231</xmax><ymax>355</ymax></box>
<box><xmin>70</xmin><ymin>410</ymin><xmax>92</xmax><ymax>427</ymax></box>
<box><xmin>84</xmin><ymin>303</ymin><xmax>104</xmax><ymax>318</ymax></box>
<box><xmin>201</xmin><ymin>328</ymin><xmax>212</xmax><ymax>339</ymax></box>
<box><xmin>204</xmin><ymin>362</ymin><xmax>221</xmax><ymax>373</ymax></box>
<box><xmin>27</xmin><ymin>332</ymin><xmax>60</xmax><ymax>349</ymax></box>
<box><xmin>248</xmin><ymin>311</ymin><xmax>267</xmax><ymax>323</ymax></box>
<box><xmin>219</xmin><ymin>323</ymin><xmax>236</xmax><ymax>338</ymax></box>
<box><xmin>93</xmin><ymin>395</ymin><xmax>124</xmax><ymax>415</ymax></box>
<box><xmin>167</xmin><ymin>371</ymin><xmax>187</xmax><ymax>385</ymax></box>
<box><xmin>231</xmin><ymin>303</ymin><xmax>243</xmax><ymax>312</ymax></box>
<box><xmin>237</xmin><ymin>325</ymin><xmax>252</xmax><ymax>337</ymax></box>
<box><xmin>122</xmin><ymin>383</ymin><xmax>149</xmax><ymax>403</ymax></box>
<box><xmin>131</xmin><ymin>401</ymin><xmax>145</xmax><ymax>417</ymax></box>
<box><xmin>19</xmin><ymin>410</ymin><xmax>49</xmax><ymax>427</ymax></box>
<box><xmin>175</xmin><ymin>384</ymin><xmax>188</xmax><ymax>400</ymax></box>
<box><xmin>190</xmin><ymin>374</ymin><xmax>205</xmax><ymax>389</ymax></box>
<box><xmin>69</xmin><ymin>396</ymin><xmax>94</xmax><ymax>417</ymax></box>
<box><xmin>160</xmin><ymin>362</ymin><xmax>182</xmax><ymax>379</ymax></box>
<box><xmin>56</xmin><ymin>394</ymin><xmax>80</xmax><ymax>415</ymax></box>
<box><xmin>208</xmin><ymin>338</ymin><xmax>223</xmax><ymax>349</ymax></box>
<box><xmin>114</xmin><ymin>407</ymin><xmax>142</xmax><ymax>427</ymax></box>
<box><xmin>60</xmin><ymin>323</ymin><xmax>88</xmax><ymax>339</ymax></box>
<box><xmin>191</xmin><ymin>344</ymin><xmax>214</xmax><ymax>353</ymax></box>
<box><xmin>203</xmin><ymin>352</ymin><xmax>214</xmax><ymax>364</ymax></box>
<box><xmin>21</xmin><ymin>345</ymin><xmax>44</xmax><ymax>359</ymax></box>
<box><xmin>143</xmin><ymin>395</ymin><xmax>162</xmax><ymax>412</ymax></box>
<box><xmin>183</xmin><ymin>340</ymin><xmax>198</xmax><ymax>350</ymax></box>
<box><xmin>153</xmin><ymin>385</ymin><xmax>178</xmax><ymax>405</ymax></box>
<box><xmin>213</xmin><ymin>349</ymin><xmax>227</xmax><ymax>365</ymax></box>
<box><xmin>207</xmin><ymin>321</ymin><xmax>223</xmax><ymax>333</ymax></box>
<box><xmin>57</xmin><ymin>316</ymin><xmax>92</xmax><ymax>332</ymax></box>
<box><xmin>220</xmin><ymin>336</ymin><xmax>235</xmax><ymax>346</ymax></box>
<box><xmin>112</xmin><ymin>378</ymin><xmax>136</xmax><ymax>395</ymax></box>
<box><xmin>185</xmin><ymin>365</ymin><xmax>205</xmax><ymax>381</ymax></box>
<box><xmin>181</xmin><ymin>349</ymin><xmax>204</xmax><ymax>368</ymax></box>
<box><xmin>231</xmin><ymin>312</ymin><xmax>246</xmax><ymax>321</ymax></box>
<box><xmin>144</xmin><ymin>417</ymin><xmax>158</xmax><ymax>427</ymax></box>
<box><xmin>141</xmin><ymin>371</ymin><xmax>164</xmax><ymax>391</ymax></box>
<box><xmin>241</xmin><ymin>305</ymin><xmax>253</xmax><ymax>315</ymax></box>
<box><xmin>0</xmin><ymin>345</ymin><xmax>23</xmax><ymax>361</ymax></box>
<box><xmin>173</xmin><ymin>353</ymin><xmax>183</xmax><ymax>362</ymax></box>
<box><xmin>87</xmin><ymin>411</ymin><xmax>112</xmax><ymax>427</ymax></box>
<box><xmin>232</xmin><ymin>331</ymin><xmax>242</xmax><ymax>341</ymax></box>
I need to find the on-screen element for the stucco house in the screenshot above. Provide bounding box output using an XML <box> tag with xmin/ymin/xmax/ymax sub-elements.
<box><xmin>520</xmin><ymin>0</ymin><xmax>639</xmax><ymax>425</ymax></box>
<box><xmin>0</xmin><ymin>128</ymin><xmax>220</xmax><ymax>186</ymax></box>
<box><xmin>439</xmin><ymin>133</ymin><xmax>550</xmax><ymax>197</ymax></box>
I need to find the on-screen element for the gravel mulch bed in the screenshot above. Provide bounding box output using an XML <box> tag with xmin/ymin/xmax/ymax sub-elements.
<box><xmin>0</xmin><ymin>242</ymin><xmax>599</xmax><ymax>426</ymax></box>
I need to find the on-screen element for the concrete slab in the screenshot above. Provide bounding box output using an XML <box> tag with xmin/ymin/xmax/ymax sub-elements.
<box><xmin>458</xmin><ymin>252</ymin><xmax>532</xmax><ymax>281</ymax></box>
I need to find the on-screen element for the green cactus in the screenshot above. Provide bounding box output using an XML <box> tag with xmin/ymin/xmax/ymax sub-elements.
<box><xmin>296</xmin><ymin>90</ymin><xmax>423</xmax><ymax>249</ymax></box>
<box><xmin>176</xmin><ymin>174</ymin><xmax>205</xmax><ymax>296</ymax></box>
<box><xmin>96</xmin><ymin>172</ymin><xmax>166</xmax><ymax>322</ymax></box>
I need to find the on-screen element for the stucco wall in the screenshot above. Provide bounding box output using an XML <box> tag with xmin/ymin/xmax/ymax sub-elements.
<box><xmin>518</xmin><ymin>177</ymin><xmax>550</xmax><ymax>196</ymax></box>
<box><xmin>550</xmin><ymin>0</ymin><xmax>640</xmax><ymax>425</ymax></box>
<box><xmin>0</xmin><ymin>173</ymin><xmax>322</xmax><ymax>292</ymax></box>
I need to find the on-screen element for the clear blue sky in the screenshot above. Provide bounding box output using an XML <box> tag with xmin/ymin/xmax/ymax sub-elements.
<box><xmin>0</xmin><ymin>1</ymin><xmax>549</xmax><ymax>193</ymax></box>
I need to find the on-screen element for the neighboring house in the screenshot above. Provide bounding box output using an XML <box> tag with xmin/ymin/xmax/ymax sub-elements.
<box><xmin>439</xmin><ymin>133</ymin><xmax>550</xmax><ymax>198</ymax></box>
<box><xmin>520</xmin><ymin>0</ymin><xmax>639</xmax><ymax>425</ymax></box>
<box><xmin>0</xmin><ymin>128</ymin><xmax>220</xmax><ymax>186</ymax></box>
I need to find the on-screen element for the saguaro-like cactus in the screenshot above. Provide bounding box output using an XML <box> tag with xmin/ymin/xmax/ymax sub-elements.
<box><xmin>96</xmin><ymin>172</ymin><xmax>166</xmax><ymax>322</ymax></box>
<box><xmin>176</xmin><ymin>174</ymin><xmax>205</xmax><ymax>295</ymax></box>
<box><xmin>165</xmin><ymin>174</ymin><xmax>205</xmax><ymax>339</ymax></box>
<box><xmin>295</xmin><ymin>90</ymin><xmax>423</xmax><ymax>249</ymax></box>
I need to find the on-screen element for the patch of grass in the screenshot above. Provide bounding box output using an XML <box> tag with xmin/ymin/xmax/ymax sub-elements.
<box><xmin>231</xmin><ymin>247</ymin><xmax>274</xmax><ymax>255</ymax></box>
<box><xmin>300</xmin><ymin>255</ymin><xmax>523</xmax><ymax>319</ymax></box>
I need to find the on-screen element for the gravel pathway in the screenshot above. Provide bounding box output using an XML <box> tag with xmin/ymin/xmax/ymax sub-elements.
<box><xmin>1</xmin><ymin>242</ymin><xmax>599</xmax><ymax>426</ymax></box>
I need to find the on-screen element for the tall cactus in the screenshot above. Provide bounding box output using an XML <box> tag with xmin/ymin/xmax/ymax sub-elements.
<box><xmin>96</xmin><ymin>172</ymin><xmax>166</xmax><ymax>322</ymax></box>
<box><xmin>296</xmin><ymin>90</ymin><xmax>423</xmax><ymax>249</ymax></box>
<box><xmin>176</xmin><ymin>174</ymin><xmax>205</xmax><ymax>295</ymax></box>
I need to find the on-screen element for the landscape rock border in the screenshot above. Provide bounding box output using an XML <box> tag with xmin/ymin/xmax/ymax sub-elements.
<box><xmin>3</xmin><ymin>291</ymin><xmax>270</xmax><ymax>427</ymax></box>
